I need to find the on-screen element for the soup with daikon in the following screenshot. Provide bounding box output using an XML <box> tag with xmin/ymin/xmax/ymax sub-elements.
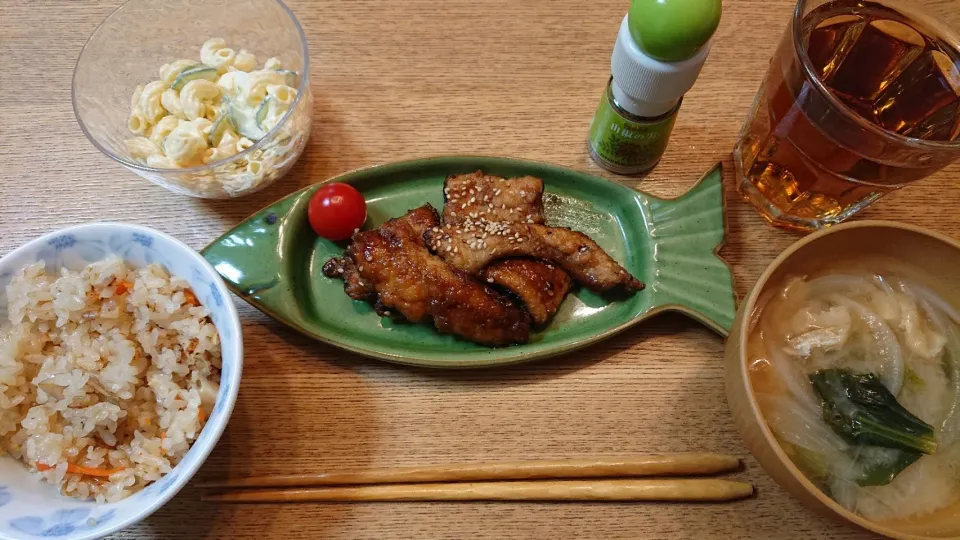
<box><xmin>748</xmin><ymin>264</ymin><xmax>960</xmax><ymax>521</ymax></box>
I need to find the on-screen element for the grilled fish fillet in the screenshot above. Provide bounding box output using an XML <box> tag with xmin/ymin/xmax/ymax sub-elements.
<box><xmin>443</xmin><ymin>172</ymin><xmax>545</xmax><ymax>225</ymax></box>
<box><xmin>322</xmin><ymin>204</ymin><xmax>441</xmax><ymax>301</ymax></box>
<box><xmin>479</xmin><ymin>258</ymin><xmax>573</xmax><ymax>326</ymax></box>
<box><xmin>323</xmin><ymin>256</ymin><xmax>375</xmax><ymax>300</ymax></box>
<box><xmin>425</xmin><ymin>221</ymin><xmax>644</xmax><ymax>293</ymax></box>
<box><xmin>324</xmin><ymin>205</ymin><xmax>531</xmax><ymax>346</ymax></box>
<box><xmin>442</xmin><ymin>172</ymin><xmax>573</xmax><ymax>326</ymax></box>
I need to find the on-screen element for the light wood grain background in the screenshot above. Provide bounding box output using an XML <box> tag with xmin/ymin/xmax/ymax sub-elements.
<box><xmin>2</xmin><ymin>0</ymin><xmax>959</xmax><ymax>538</ymax></box>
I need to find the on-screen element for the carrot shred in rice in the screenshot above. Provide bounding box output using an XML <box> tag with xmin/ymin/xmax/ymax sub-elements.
<box><xmin>36</xmin><ymin>461</ymin><xmax>125</xmax><ymax>477</ymax></box>
<box><xmin>114</xmin><ymin>280</ymin><xmax>133</xmax><ymax>295</ymax></box>
<box><xmin>183</xmin><ymin>289</ymin><xmax>200</xmax><ymax>306</ymax></box>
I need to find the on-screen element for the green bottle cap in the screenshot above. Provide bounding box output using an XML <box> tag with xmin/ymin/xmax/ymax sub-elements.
<box><xmin>628</xmin><ymin>0</ymin><xmax>722</xmax><ymax>62</ymax></box>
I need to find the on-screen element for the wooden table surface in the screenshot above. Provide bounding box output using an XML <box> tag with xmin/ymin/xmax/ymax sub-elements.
<box><xmin>3</xmin><ymin>0</ymin><xmax>959</xmax><ymax>538</ymax></box>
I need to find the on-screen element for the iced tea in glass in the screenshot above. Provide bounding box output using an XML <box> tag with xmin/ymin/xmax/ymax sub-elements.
<box><xmin>734</xmin><ymin>0</ymin><xmax>960</xmax><ymax>231</ymax></box>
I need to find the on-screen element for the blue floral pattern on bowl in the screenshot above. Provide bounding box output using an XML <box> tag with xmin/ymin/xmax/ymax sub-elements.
<box><xmin>47</xmin><ymin>236</ymin><xmax>77</xmax><ymax>252</ymax></box>
<box><xmin>131</xmin><ymin>233</ymin><xmax>153</xmax><ymax>248</ymax></box>
<box><xmin>10</xmin><ymin>509</ymin><xmax>116</xmax><ymax>538</ymax></box>
<box><xmin>0</xmin><ymin>223</ymin><xmax>242</xmax><ymax>540</ymax></box>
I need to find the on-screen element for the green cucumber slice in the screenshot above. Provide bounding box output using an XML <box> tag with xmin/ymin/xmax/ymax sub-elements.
<box><xmin>208</xmin><ymin>113</ymin><xmax>235</xmax><ymax>146</ymax></box>
<box><xmin>227</xmin><ymin>102</ymin><xmax>266</xmax><ymax>141</ymax></box>
<box><xmin>255</xmin><ymin>95</ymin><xmax>274</xmax><ymax>129</ymax></box>
<box><xmin>172</xmin><ymin>65</ymin><xmax>218</xmax><ymax>91</ymax></box>
<box><xmin>276</xmin><ymin>69</ymin><xmax>298</xmax><ymax>87</ymax></box>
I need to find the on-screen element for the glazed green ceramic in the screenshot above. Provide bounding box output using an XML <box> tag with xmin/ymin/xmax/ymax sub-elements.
<box><xmin>202</xmin><ymin>156</ymin><xmax>736</xmax><ymax>368</ymax></box>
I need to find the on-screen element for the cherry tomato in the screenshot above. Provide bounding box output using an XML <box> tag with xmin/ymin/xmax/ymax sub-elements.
<box><xmin>308</xmin><ymin>183</ymin><xmax>367</xmax><ymax>241</ymax></box>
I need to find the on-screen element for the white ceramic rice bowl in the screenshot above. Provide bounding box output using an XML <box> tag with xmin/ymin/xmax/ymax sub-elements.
<box><xmin>0</xmin><ymin>223</ymin><xmax>242</xmax><ymax>540</ymax></box>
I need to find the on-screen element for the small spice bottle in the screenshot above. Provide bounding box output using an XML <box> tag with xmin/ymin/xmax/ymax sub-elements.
<box><xmin>587</xmin><ymin>0</ymin><xmax>722</xmax><ymax>174</ymax></box>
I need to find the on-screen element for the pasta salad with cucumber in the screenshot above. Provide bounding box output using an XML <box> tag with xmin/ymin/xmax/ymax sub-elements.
<box><xmin>124</xmin><ymin>38</ymin><xmax>307</xmax><ymax>195</ymax></box>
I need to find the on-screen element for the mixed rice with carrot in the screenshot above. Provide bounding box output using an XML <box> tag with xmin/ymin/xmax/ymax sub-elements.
<box><xmin>0</xmin><ymin>257</ymin><xmax>220</xmax><ymax>502</ymax></box>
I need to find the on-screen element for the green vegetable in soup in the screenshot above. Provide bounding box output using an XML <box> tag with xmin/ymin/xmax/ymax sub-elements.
<box><xmin>811</xmin><ymin>369</ymin><xmax>938</xmax><ymax>454</ymax></box>
<box><xmin>810</xmin><ymin>369</ymin><xmax>937</xmax><ymax>486</ymax></box>
<box><xmin>788</xmin><ymin>440</ymin><xmax>920</xmax><ymax>487</ymax></box>
<box><xmin>902</xmin><ymin>367</ymin><xmax>925</xmax><ymax>392</ymax></box>
<box><xmin>852</xmin><ymin>446</ymin><xmax>922</xmax><ymax>487</ymax></box>
<box><xmin>788</xmin><ymin>445</ymin><xmax>831</xmax><ymax>484</ymax></box>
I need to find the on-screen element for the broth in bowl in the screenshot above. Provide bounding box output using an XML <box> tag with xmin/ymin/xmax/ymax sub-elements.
<box><xmin>747</xmin><ymin>258</ymin><xmax>960</xmax><ymax>521</ymax></box>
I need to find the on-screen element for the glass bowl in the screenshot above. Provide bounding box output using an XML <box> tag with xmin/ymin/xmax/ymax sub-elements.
<box><xmin>72</xmin><ymin>0</ymin><xmax>312</xmax><ymax>199</ymax></box>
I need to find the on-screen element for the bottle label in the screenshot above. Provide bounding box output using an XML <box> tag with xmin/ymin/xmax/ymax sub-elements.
<box><xmin>587</xmin><ymin>95</ymin><xmax>678</xmax><ymax>172</ymax></box>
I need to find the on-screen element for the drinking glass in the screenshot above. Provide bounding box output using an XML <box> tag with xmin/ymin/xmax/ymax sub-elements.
<box><xmin>733</xmin><ymin>0</ymin><xmax>960</xmax><ymax>231</ymax></box>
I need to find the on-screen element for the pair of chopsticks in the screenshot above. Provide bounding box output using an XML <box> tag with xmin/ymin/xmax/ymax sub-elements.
<box><xmin>201</xmin><ymin>453</ymin><xmax>753</xmax><ymax>503</ymax></box>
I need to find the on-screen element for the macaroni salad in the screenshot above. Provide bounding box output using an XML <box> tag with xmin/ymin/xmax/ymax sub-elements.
<box><xmin>125</xmin><ymin>38</ymin><xmax>307</xmax><ymax>196</ymax></box>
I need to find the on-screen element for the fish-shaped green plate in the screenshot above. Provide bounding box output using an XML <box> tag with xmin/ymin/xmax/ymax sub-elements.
<box><xmin>202</xmin><ymin>156</ymin><xmax>736</xmax><ymax>368</ymax></box>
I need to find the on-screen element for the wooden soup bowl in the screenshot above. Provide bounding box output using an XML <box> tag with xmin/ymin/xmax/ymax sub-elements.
<box><xmin>725</xmin><ymin>220</ymin><xmax>960</xmax><ymax>538</ymax></box>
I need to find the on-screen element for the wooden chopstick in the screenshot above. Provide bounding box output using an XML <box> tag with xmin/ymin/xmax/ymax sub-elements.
<box><xmin>202</xmin><ymin>479</ymin><xmax>754</xmax><ymax>503</ymax></box>
<box><xmin>200</xmin><ymin>453</ymin><xmax>741</xmax><ymax>489</ymax></box>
